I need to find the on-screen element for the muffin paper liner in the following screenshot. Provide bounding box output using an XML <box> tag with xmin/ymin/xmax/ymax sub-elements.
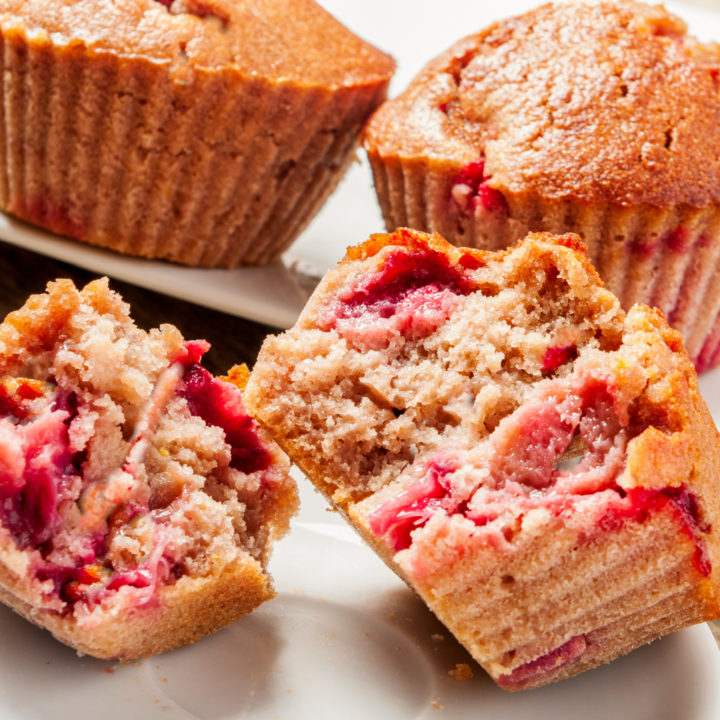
<box><xmin>0</xmin><ymin>25</ymin><xmax>387</xmax><ymax>267</ymax></box>
<box><xmin>367</xmin><ymin>151</ymin><xmax>720</xmax><ymax>370</ymax></box>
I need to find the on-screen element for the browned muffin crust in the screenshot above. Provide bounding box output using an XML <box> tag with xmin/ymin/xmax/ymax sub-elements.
<box><xmin>1</xmin><ymin>0</ymin><xmax>395</xmax><ymax>88</ymax></box>
<box><xmin>364</xmin><ymin>0</ymin><xmax>720</xmax><ymax>207</ymax></box>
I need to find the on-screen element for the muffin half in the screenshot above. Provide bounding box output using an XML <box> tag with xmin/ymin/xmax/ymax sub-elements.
<box><xmin>0</xmin><ymin>278</ymin><xmax>297</xmax><ymax>658</ymax></box>
<box><xmin>245</xmin><ymin>227</ymin><xmax>720</xmax><ymax>690</ymax></box>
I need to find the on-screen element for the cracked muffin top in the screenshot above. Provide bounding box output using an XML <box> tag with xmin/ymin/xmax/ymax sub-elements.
<box><xmin>0</xmin><ymin>0</ymin><xmax>394</xmax><ymax>88</ymax></box>
<box><xmin>363</xmin><ymin>0</ymin><xmax>720</xmax><ymax>207</ymax></box>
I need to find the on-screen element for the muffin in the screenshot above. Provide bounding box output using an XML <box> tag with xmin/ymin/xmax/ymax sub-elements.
<box><xmin>0</xmin><ymin>277</ymin><xmax>298</xmax><ymax>659</ymax></box>
<box><xmin>244</xmin><ymin>227</ymin><xmax>720</xmax><ymax>690</ymax></box>
<box><xmin>0</xmin><ymin>0</ymin><xmax>395</xmax><ymax>267</ymax></box>
<box><xmin>363</xmin><ymin>0</ymin><xmax>720</xmax><ymax>370</ymax></box>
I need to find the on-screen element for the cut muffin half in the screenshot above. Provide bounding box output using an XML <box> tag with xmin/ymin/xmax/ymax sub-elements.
<box><xmin>0</xmin><ymin>278</ymin><xmax>297</xmax><ymax>659</ymax></box>
<box><xmin>245</xmin><ymin>227</ymin><xmax>720</xmax><ymax>690</ymax></box>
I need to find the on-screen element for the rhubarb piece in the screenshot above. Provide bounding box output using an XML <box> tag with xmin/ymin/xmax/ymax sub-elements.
<box><xmin>0</xmin><ymin>279</ymin><xmax>297</xmax><ymax>659</ymax></box>
<box><xmin>245</xmin><ymin>228</ymin><xmax>720</xmax><ymax>690</ymax></box>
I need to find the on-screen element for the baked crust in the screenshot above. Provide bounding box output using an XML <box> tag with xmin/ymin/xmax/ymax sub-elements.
<box><xmin>0</xmin><ymin>537</ymin><xmax>274</xmax><ymax>659</ymax></box>
<box><xmin>0</xmin><ymin>0</ymin><xmax>395</xmax><ymax>87</ymax></box>
<box><xmin>363</xmin><ymin>0</ymin><xmax>720</xmax><ymax>207</ymax></box>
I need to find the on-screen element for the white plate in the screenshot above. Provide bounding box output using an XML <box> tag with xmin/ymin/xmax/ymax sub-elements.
<box><xmin>2</xmin><ymin>506</ymin><xmax>720</xmax><ymax>720</ymax></box>
<box><xmin>2</xmin><ymin>352</ymin><xmax>720</xmax><ymax>720</ymax></box>
<box><xmin>4</xmin><ymin>381</ymin><xmax>719</xmax><ymax>720</ymax></box>
<box><xmin>0</xmin><ymin>0</ymin><xmax>716</xmax><ymax>328</ymax></box>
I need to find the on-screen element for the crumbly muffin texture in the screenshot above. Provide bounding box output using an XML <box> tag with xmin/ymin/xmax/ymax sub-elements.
<box><xmin>0</xmin><ymin>278</ymin><xmax>297</xmax><ymax>659</ymax></box>
<box><xmin>363</xmin><ymin>0</ymin><xmax>720</xmax><ymax>369</ymax></box>
<box><xmin>245</xmin><ymin>228</ymin><xmax>720</xmax><ymax>690</ymax></box>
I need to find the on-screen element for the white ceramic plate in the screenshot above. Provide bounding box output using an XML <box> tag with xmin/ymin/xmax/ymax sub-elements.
<box><xmin>2</xmin><ymin>506</ymin><xmax>720</xmax><ymax>720</ymax></box>
<box><xmin>0</xmin><ymin>0</ymin><xmax>716</xmax><ymax>329</ymax></box>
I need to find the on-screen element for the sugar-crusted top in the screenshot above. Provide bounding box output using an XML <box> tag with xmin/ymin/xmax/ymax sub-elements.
<box><xmin>1</xmin><ymin>0</ymin><xmax>395</xmax><ymax>88</ymax></box>
<box><xmin>364</xmin><ymin>0</ymin><xmax>720</xmax><ymax>207</ymax></box>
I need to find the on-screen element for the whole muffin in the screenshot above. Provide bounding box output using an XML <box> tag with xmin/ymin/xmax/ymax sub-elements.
<box><xmin>245</xmin><ymin>227</ymin><xmax>720</xmax><ymax>690</ymax></box>
<box><xmin>363</xmin><ymin>0</ymin><xmax>720</xmax><ymax>370</ymax></box>
<box><xmin>0</xmin><ymin>0</ymin><xmax>395</xmax><ymax>266</ymax></box>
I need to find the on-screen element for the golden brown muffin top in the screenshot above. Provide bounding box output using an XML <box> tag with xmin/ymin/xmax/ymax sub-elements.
<box><xmin>363</xmin><ymin>0</ymin><xmax>720</xmax><ymax>207</ymax></box>
<box><xmin>0</xmin><ymin>0</ymin><xmax>395</xmax><ymax>89</ymax></box>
